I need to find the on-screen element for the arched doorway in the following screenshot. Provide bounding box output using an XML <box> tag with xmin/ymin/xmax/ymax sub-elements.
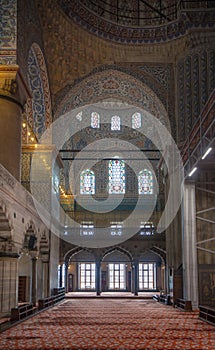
<box><xmin>18</xmin><ymin>223</ymin><xmax>38</xmax><ymax>305</ymax></box>
<box><xmin>138</xmin><ymin>250</ymin><xmax>163</xmax><ymax>292</ymax></box>
<box><xmin>0</xmin><ymin>204</ymin><xmax>19</xmax><ymax>314</ymax></box>
<box><xmin>102</xmin><ymin>248</ymin><xmax>132</xmax><ymax>292</ymax></box>
<box><xmin>66</xmin><ymin>249</ymin><xmax>96</xmax><ymax>292</ymax></box>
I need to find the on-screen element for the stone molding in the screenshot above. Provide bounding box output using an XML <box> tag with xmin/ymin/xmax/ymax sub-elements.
<box><xmin>0</xmin><ymin>165</ymin><xmax>16</xmax><ymax>189</ymax></box>
<box><xmin>58</xmin><ymin>1</ymin><xmax>215</xmax><ymax>44</ymax></box>
<box><xmin>0</xmin><ymin>65</ymin><xmax>31</xmax><ymax>108</ymax></box>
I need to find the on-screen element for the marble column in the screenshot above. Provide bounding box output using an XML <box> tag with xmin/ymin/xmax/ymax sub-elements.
<box><xmin>58</xmin><ymin>264</ymin><xmax>63</xmax><ymax>288</ymax></box>
<box><xmin>65</xmin><ymin>263</ymin><xmax>68</xmax><ymax>292</ymax></box>
<box><xmin>42</xmin><ymin>261</ymin><xmax>50</xmax><ymax>298</ymax></box>
<box><xmin>40</xmin><ymin>233</ymin><xmax>50</xmax><ymax>298</ymax></box>
<box><xmin>161</xmin><ymin>264</ymin><xmax>166</xmax><ymax>292</ymax></box>
<box><xmin>0</xmin><ymin>253</ymin><xmax>19</xmax><ymax>316</ymax></box>
<box><xmin>132</xmin><ymin>261</ymin><xmax>138</xmax><ymax>296</ymax></box>
<box><xmin>182</xmin><ymin>181</ymin><xmax>199</xmax><ymax>309</ymax></box>
<box><xmin>31</xmin><ymin>256</ymin><xmax>38</xmax><ymax>306</ymax></box>
<box><xmin>96</xmin><ymin>260</ymin><xmax>101</xmax><ymax>296</ymax></box>
<box><xmin>0</xmin><ymin>65</ymin><xmax>30</xmax><ymax>181</ymax></box>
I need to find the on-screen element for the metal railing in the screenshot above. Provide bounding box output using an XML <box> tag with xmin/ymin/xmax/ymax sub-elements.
<box><xmin>180</xmin><ymin>89</ymin><xmax>215</xmax><ymax>177</ymax></box>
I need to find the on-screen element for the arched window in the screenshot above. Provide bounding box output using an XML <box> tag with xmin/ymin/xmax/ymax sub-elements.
<box><xmin>111</xmin><ymin>115</ymin><xmax>121</xmax><ymax>130</ymax></box>
<box><xmin>76</xmin><ymin>111</ymin><xmax>82</xmax><ymax>121</ymax></box>
<box><xmin>132</xmin><ymin>112</ymin><xmax>141</xmax><ymax>129</ymax></box>
<box><xmin>91</xmin><ymin>112</ymin><xmax>100</xmax><ymax>128</ymax></box>
<box><xmin>80</xmin><ymin>169</ymin><xmax>95</xmax><ymax>194</ymax></box>
<box><xmin>138</xmin><ymin>169</ymin><xmax>153</xmax><ymax>194</ymax></box>
<box><xmin>109</xmin><ymin>159</ymin><xmax>125</xmax><ymax>194</ymax></box>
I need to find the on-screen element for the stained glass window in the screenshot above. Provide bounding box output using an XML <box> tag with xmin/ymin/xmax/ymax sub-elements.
<box><xmin>80</xmin><ymin>169</ymin><xmax>95</xmax><ymax>194</ymax></box>
<box><xmin>109</xmin><ymin>159</ymin><xmax>125</xmax><ymax>194</ymax></box>
<box><xmin>111</xmin><ymin>115</ymin><xmax>121</xmax><ymax>130</ymax></box>
<box><xmin>91</xmin><ymin>112</ymin><xmax>100</xmax><ymax>128</ymax></box>
<box><xmin>138</xmin><ymin>169</ymin><xmax>153</xmax><ymax>194</ymax></box>
<box><xmin>132</xmin><ymin>112</ymin><xmax>141</xmax><ymax>129</ymax></box>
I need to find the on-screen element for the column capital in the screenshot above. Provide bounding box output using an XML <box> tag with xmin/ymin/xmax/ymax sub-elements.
<box><xmin>0</xmin><ymin>252</ymin><xmax>20</xmax><ymax>259</ymax></box>
<box><xmin>132</xmin><ymin>259</ymin><xmax>139</xmax><ymax>266</ymax></box>
<box><xmin>0</xmin><ymin>65</ymin><xmax>31</xmax><ymax>108</ymax></box>
<box><xmin>184</xmin><ymin>180</ymin><xmax>196</xmax><ymax>186</ymax></box>
<box><xmin>0</xmin><ymin>240</ymin><xmax>20</xmax><ymax>259</ymax></box>
<box><xmin>29</xmin><ymin>250</ymin><xmax>39</xmax><ymax>259</ymax></box>
<box><xmin>40</xmin><ymin>254</ymin><xmax>49</xmax><ymax>263</ymax></box>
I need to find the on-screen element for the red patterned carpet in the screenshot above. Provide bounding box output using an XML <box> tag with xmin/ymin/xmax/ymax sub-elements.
<box><xmin>0</xmin><ymin>299</ymin><xmax>214</xmax><ymax>350</ymax></box>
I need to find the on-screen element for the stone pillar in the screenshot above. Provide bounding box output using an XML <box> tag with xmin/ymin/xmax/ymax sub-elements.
<box><xmin>0</xmin><ymin>253</ymin><xmax>19</xmax><ymax>316</ymax></box>
<box><xmin>31</xmin><ymin>256</ymin><xmax>38</xmax><ymax>306</ymax></box>
<box><xmin>182</xmin><ymin>181</ymin><xmax>198</xmax><ymax>309</ymax></box>
<box><xmin>161</xmin><ymin>264</ymin><xmax>166</xmax><ymax>292</ymax></box>
<box><xmin>96</xmin><ymin>260</ymin><xmax>101</xmax><ymax>296</ymax></box>
<box><xmin>40</xmin><ymin>232</ymin><xmax>50</xmax><ymax>297</ymax></box>
<box><xmin>59</xmin><ymin>264</ymin><xmax>63</xmax><ymax>288</ymax></box>
<box><xmin>132</xmin><ymin>261</ymin><xmax>138</xmax><ymax>296</ymax></box>
<box><xmin>0</xmin><ymin>65</ymin><xmax>30</xmax><ymax>181</ymax></box>
<box><xmin>65</xmin><ymin>262</ymin><xmax>68</xmax><ymax>292</ymax></box>
<box><xmin>42</xmin><ymin>261</ymin><xmax>49</xmax><ymax>298</ymax></box>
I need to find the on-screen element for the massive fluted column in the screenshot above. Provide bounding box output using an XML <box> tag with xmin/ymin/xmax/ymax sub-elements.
<box><xmin>182</xmin><ymin>181</ymin><xmax>199</xmax><ymax>309</ymax></box>
<box><xmin>0</xmin><ymin>253</ymin><xmax>19</xmax><ymax>316</ymax></box>
<box><xmin>0</xmin><ymin>65</ymin><xmax>30</xmax><ymax>181</ymax></box>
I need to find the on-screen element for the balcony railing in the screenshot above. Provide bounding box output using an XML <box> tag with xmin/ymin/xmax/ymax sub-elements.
<box><xmin>180</xmin><ymin>89</ymin><xmax>215</xmax><ymax>177</ymax></box>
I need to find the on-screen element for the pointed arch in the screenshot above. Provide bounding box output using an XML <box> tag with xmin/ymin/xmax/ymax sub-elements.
<box><xmin>64</xmin><ymin>247</ymin><xmax>95</xmax><ymax>264</ymax></box>
<box><xmin>54</xmin><ymin>68</ymin><xmax>170</xmax><ymax>132</ymax></box>
<box><xmin>149</xmin><ymin>246</ymin><xmax>166</xmax><ymax>265</ymax></box>
<box><xmin>0</xmin><ymin>203</ymin><xmax>12</xmax><ymax>241</ymax></box>
<box><xmin>23</xmin><ymin>221</ymin><xmax>37</xmax><ymax>251</ymax></box>
<box><xmin>102</xmin><ymin>246</ymin><xmax>133</xmax><ymax>262</ymax></box>
<box><xmin>39</xmin><ymin>230</ymin><xmax>49</xmax><ymax>254</ymax></box>
<box><xmin>26</xmin><ymin>43</ymin><xmax>52</xmax><ymax>140</ymax></box>
<box><xmin>64</xmin><ymin>246</ymin><xmax>83</xmax><ymax>262</ymax></box>
<box><xmin>25</xmin><ymin>221</ymin><xmax>37</xmax><ymax>234</ymax></box>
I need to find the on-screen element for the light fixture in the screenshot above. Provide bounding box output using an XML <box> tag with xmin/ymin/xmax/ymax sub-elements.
<box><xmin>202</xmin><ymin>147</ymin><xmax>212</xmax><ymax>160</ymax></box>
<box><xmin>188</xmin><ymin>167</ymin><xmax>197</xmax><ymax>177</ymax></box>
<box><xmin>22</xmin><ymin>122</ymin><xmax>26</xmax><ymax>128</ymax></box>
